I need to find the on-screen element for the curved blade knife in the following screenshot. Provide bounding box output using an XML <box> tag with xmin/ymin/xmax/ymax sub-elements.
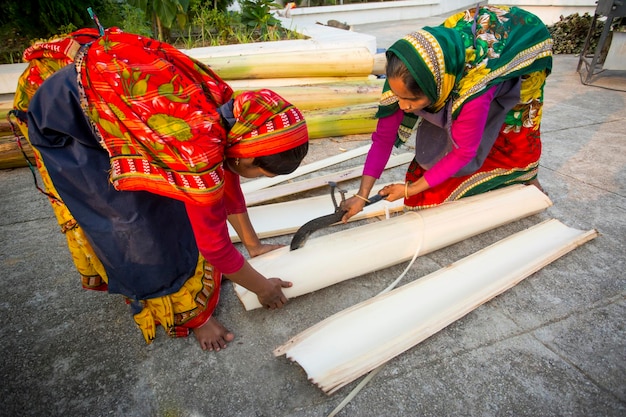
<box><xmin>289</xmin><ymin>193</ymin><xmax>385</xmax><ymax>251</ymax></box>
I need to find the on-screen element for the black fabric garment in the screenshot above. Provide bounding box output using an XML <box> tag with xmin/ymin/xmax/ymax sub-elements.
<box><xmin>27</xmin><ymin>65</ymin><xmax>199</xmax><ymax>300</ymax></box>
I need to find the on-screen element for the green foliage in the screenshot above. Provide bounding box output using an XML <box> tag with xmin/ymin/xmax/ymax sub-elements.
<box><xmin>172</xmin><ymin>0</ymin><xmax>302</xmax><ymax>48</ymax></box>
<box><xmin>0</xmin><ymin>25</ymin><xmax>30</xmax><ymax>64</ymax></box>
<box><xmin>187</xmin><ymin>6</ymin><xmax>241</xmax><ymax>46</ymax></box>
<box><xmin>189</xmin><ymin>0</ymin><xmax>234</xmax><ymax>13</ymax></box>
<box><xmin>118</xmin><ymin>3</ymin><xmax>154</xmax><ymax>38</ymax></box>
<box><xmin>57</xmin><ymin>23</ymin><xmax>79</xmax><ymax>35</ymax></box>
<box><xmin>240</xmin><ymin>0</ymin><xmax>282</xmax><ymax>30</ymax></box>
<box><xmin>127</xmin><ymin>0</ymin><xmax>190</xmax><ymax>29</ymax></box>
<box><xmin>0</xmin><ymin>0</ymin><xmax>303</xmax><ymax>64</ymax></box>
<box><xmin>88</xmin><ymin>0</ymin><xmax>151</xmax><ymax>36</ymax></box>
<box><xmin>0</xmin><ymin>0</ymin><xmax>123</xmax><ymax>63</ymax></box>
<box><xmin>0</xmin><ymin>0</ymin><xmax>113</xmax><ymax>40</ymax></box>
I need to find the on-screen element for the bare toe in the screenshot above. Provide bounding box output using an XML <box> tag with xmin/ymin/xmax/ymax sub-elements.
<box><xmin>192</xmin><ymin>317</ymin><xmax>235</xmax><ymax>352</ymax></box>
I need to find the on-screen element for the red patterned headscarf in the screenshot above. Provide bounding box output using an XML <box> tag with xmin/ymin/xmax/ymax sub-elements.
<box><xmin>226</xmin><ymin>89</ymin><xmax>308</xmax><ymax>159</ymax></box>
<box><xmin>77</xmin><ymin>29</ymin><xmax>306</xmax><ymax>206</ymax></box>
<box><xmin>13</xmin><ymin>28</ymin><xmax>100</xmax><ymax>114</ymax></box>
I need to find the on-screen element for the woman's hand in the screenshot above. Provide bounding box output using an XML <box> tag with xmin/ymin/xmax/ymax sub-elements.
<box><xmin>379</xmin><ymin>183</ymin><xmax>406</xmax><ymax>202</ymax></box>
<box><xmin>247</xmin><ymin>242</ymin><xmax>283</xmax><ymax>258</ymax></box>
<box><xmin>225</xmin><ymin>261</ymin><xmax>292</xmax><ymax>309</ymax></box>
<box><xmin>341</xmin><ymin>195</ymin><xmax>367</xmax><ymax>223</ymax></box>
<box><xmin>256</xmin><ymin>278</ymin><xmax>292</xmax><ymax>309</ymax></box>
<box><xmin>341</xmin><ymin>174</ymin><xmax>378</xmax><ymax>223</ymax></box>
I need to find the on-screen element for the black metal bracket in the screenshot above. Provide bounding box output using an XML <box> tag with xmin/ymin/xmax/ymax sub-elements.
<box><xmin>577</xmin><ymin>0</ymin><xmax>626</xmax><ymax>84</ymax></box>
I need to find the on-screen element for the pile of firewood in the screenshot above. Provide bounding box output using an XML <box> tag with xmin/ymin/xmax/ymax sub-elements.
<box><xmin>548</xmin><ymin>13</ymin><xmax>604</xmax><ymax>54</ymax></box>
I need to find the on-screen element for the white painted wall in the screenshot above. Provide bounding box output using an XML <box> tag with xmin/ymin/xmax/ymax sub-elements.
<box><xmin>283</xmin><ymin>0</ymin><xmax>480</xmax><ymax>26</ymax></box>
<box><xmin>281</xmin><ymin>0</ymin><xmax>598</xmax><ymax>26</ymax></box>
<box><xmin>499</xmin><ymin>0</ymin><xmax>598</xmax><ymax>24</ymax></box>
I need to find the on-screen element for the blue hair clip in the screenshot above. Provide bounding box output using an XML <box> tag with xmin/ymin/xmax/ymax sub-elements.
<box><xmin>87</xmin><ymin>7</ymin><xmax>105</xmax><ymax>36</ymax></box>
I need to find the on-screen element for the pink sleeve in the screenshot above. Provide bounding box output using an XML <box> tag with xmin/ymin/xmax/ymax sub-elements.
<box><xmin>423</xmin><ymin>86</ymin><xmax>497</xmax><ymax>187</ymax></box>
<box><xmin>184</xmin><ymin>174</ymin><xmax>246</xmax><ymax>275</ymax></box>
<box><xmin>363</xmin><ymin>109</ymin><xmax>404</xmax><ymax>178</ymax></box>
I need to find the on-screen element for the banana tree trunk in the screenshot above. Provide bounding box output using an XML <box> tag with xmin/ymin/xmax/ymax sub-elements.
<box><xmin>265</xmin><ymin>79</ymin><xmax>383</xmax><ymax>111</ymax></box>
<box><xmin>303</xmin><ymin>102</ymin><xmax>378</xmax><ymax>139</ymax></box>
<box><xmin>202</xmin><ymin>47</ymin><xmax>374</xmax><ymax>80</ymax></box>
<box><xmin>0</xmin><ymin>100</ymin><xmax>379</xmax><ymax>169</ymax></box>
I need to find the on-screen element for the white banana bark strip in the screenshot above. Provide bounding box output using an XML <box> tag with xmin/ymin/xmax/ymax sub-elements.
<box><xmin>240</xmin><ymin>145</ymin><xmax>370</xmax><ymax>194</ymax></box>
<box><xmin>230</xmin><ymin>182</ymin><xmax>403</xmax><ymax>242</ymax></box>
<box><xmin>234</xmin><ymin>184</ymin><xmax>552</xmax><ymax>310</ymax></box>
<box><xmin>274</xmin><ymin>219</ymin><xmax>598</xmax><ymax>394</ymax></box>
<box><xmin>244</xmin><ymin>153</ymin><xmax>414</xmax><ymax>206</ymax></box>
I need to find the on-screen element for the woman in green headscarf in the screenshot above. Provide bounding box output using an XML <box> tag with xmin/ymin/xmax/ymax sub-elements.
<box><xmin>342</xmin><ymin>5</ymin><xmax>553</xmax><ymax>220</ymax></box>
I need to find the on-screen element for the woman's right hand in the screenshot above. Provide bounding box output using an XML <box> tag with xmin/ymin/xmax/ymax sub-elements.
<box><xmin>341</xmin><ymin>195</ymin><xmax>367</xmax><ymax>223</ymax></box>
<box><xmin>256</xmin><ymin>278</ymin><xmax>292</xmax><ymax>309</ymax></box>
<box><xmin>225</xmin><ymin>261</ymin><xmax>292</xmax><ymax>309</ymax></box>
<box><xmin>341</xmin><ymin>175</ymin><xmax>378</xmax><ymax>223</ymax></box>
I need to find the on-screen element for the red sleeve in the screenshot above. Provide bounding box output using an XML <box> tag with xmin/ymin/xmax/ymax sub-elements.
<box><xmin>223</xmin><ymin>168</ymin><xmax>247</xmax><ymax>215</ymax></box>
<box><xmin>363</xmin><ymin>109</ymin><xmax>404</xmax><ymax>178</ymax></box>
<box><xmin>184</xmin><ymin>182</ymin><xmax>245</xmax><ymax>275</ymax></box>
<box><xmin>423</xmin><ymin>86</ymin><xmax>497</xmax><ymax>187</ymax></box>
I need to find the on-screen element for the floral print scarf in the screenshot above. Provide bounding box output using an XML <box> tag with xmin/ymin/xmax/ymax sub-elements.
<box><xmin>376</xmin><ymin>5</ymin><xmax>553</xmax><ymax>146</ymax></box>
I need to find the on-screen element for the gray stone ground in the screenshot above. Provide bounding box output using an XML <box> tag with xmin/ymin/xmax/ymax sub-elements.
<box><xmin>1</xmin><ymin>19</ymin><xmax>625</xmax><ymax>417</ymax></box>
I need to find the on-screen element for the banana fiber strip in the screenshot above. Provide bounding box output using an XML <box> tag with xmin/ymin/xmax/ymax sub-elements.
<box><xmin>274</xmin><ymin>219</ymin><xmax>598</xmax><ymax>394</ymax></box>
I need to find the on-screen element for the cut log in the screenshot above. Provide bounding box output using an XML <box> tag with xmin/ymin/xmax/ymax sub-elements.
<box><xmin>0</xmin><ymin>108</ymin><xmax>33</xmax><ymax>170</ymax></box>
<box><xmin>244</xmin><ymin>153</ymin><xmax>413</xmax><ymax>206</ymax></box>
<box><xmin>228</xmin><ymin>76</ymin><xmax>379</xmax><ymax>89</ymax></box>
<box><xmin>0</xmin><ymin>135</ymin><xmax>33</xmax><ymax>169</ymax></box>
<box><xmin>1</xmin><ymin>103</ymin><xmax>378</xmax><ymax>169</ymax></box>
<box><xmin>0</xmin><ymin>106</ymin><xmax>12</xmax><ymax>132</ymax></box>
<box><xmin>231</xmin><ymin>182</ymin><xmax>403</xmax><ymax>242</ymax></box>
<box><xmin>274</xmin><ymin>219</ymin><xmax>598</xmax><ymax>394</ymax></box>
<box><xmin>372</xmin><ymin>52</ymin><xmax>387</xmax><ymax>76</ymax></box>
<box><xmin>201</xmin><ymin>48</ymin><xmax>374</xmax><ymax>80</ymax></box>
<box><xmin>1</xmin><ymin>77</ymin><xmax>382</xmax><ymax>169</ymax></box>
<box><xmin>262</xmin><ymin>80</ymin><xmax>383</xmax><ymax>111</ymax></box>
<box><xmin>233</xmin><ymin>184</ymin><xmax>553</xmax><ymax>310</ymax></box>
<box><xmin>303</xmin><ymin>102</ymin><xmax>378</xmax><ymax>138</ymax></box>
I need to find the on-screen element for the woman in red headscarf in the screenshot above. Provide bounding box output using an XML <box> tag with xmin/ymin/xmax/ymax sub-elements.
<box><xmin>26</xmin><ymin>29</ymin><xmax>309</xmax><ymax>350</ymax></box>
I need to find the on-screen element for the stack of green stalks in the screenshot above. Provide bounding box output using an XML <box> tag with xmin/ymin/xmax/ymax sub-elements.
<box><xmin>0</xmin><ymin>51</ymin><xmax>386</xmax><ymax>169</ymax></box>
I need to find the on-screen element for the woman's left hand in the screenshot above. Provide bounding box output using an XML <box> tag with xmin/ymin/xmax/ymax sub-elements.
<box><xmin>247</xmin><ymin>242</ymin><xmax>283</xmax><ymax>258</ymax></box>
<box><xmin>380</xmin><ymin>183</ymin><xmax>406</xmax><ymax>202</ymax></box>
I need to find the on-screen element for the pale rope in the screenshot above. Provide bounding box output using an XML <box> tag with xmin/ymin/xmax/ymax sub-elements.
<box><xmin>327</xmin><ymin>210</ymin><xmax>425</xmax><ymax>417</ymax></box>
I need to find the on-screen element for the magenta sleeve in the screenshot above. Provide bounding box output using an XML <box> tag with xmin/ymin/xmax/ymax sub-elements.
<box><xmin>363</xmin><ymin>110</ymin><xmax>404</xmax><ymax>178</ymax></box>
<box><xmin>423</xmin><ymin>86</ymin><xmax>497</xmax><ymax>187</ymax></box>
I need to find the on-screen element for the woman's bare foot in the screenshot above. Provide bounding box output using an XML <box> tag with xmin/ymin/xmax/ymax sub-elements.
<box><xmin>192</xmin><ymin>317</ymin><xmax>235</xmax><ymax>351</ymax></box>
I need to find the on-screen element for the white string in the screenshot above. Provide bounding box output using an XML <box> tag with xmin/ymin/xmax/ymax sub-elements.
<box><xmin>327</xmin><ymin>366</ymin><xmax>383</xmax><ymax>417</ymax></box>
<box><xmin>327</xmin><ymin>212</ymin><xmax>425</xmax><ymax>416</ymax></box>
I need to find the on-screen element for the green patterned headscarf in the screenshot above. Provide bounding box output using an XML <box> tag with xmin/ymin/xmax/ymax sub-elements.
<box><xmin>377</xmin><ymin>5</ymin><xmax>553</xmax><ymax>146</ymax></box>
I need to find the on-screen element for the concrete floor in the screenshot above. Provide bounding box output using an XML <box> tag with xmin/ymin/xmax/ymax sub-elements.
<box><xmin>1</xmin><ymin>18</ymin><xmax>625</xmax><ymax>417</ymax></box>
